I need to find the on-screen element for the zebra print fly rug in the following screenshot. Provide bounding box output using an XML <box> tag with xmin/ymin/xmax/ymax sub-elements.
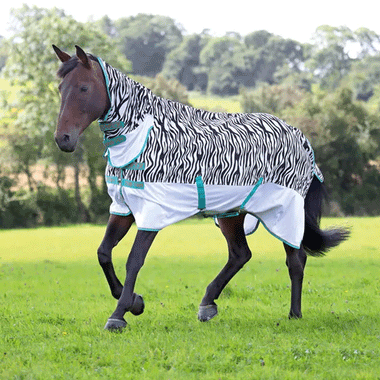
<box><xmin>97</xmin><ymin>57</ymin><xmax>323</xmax><ymax>249</ymax></box>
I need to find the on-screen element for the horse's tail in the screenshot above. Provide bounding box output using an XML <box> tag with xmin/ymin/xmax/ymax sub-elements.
<box><xmin>302</xmin><ymin>175</ymin><xmax>350</xmax><ymax>256</ymax></box>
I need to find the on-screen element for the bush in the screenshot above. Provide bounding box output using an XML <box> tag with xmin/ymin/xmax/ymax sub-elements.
<box><xmin>134</xmin><ymin>74</ymin><xmax>190</xmax><ymax>104</ymax></box>
<box><xmin>87</xmin><ymin>186</ymin><xmax>111</xmax><ymax>223</ymax></box>
<box><xmin>0</xmin><ymin>188</ymin><xmax>39</xmax><ymax>228</ymax></box>
<box><xmin>340</xmin><ymin>167</ymin><xmax>380</xmax><ymax>215</ymax></box>
<box><xmin>1</xmin><ymin>175</ymin><xmax>39</xmax><ymax>228</ymax></box>
<box><xmin>36</xmin><ymin>185</ymin><xmax>78</xmax><ymax>226</ymax></box>
<box><xmin>0</xmin><ymin>179</ymin><xmax>91</xmax><ymax>228</ymax></box>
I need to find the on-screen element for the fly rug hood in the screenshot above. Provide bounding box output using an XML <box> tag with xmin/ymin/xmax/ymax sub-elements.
<box><xmin>53</xmin><ymin>45</ymin><xmax>350</xmax><ymax>331</ymax></box>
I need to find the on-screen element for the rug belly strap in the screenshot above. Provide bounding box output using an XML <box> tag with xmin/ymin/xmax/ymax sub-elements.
<box><xmin>195</xmin><ymin>176</ymin><xmax>206</xmax><ymax>210</ymax></box>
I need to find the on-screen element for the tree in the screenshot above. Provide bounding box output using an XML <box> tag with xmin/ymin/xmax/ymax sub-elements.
<box><xmin>283</xmin><ymin>85</ymin><xmax>380</xmax><ymax>214</ymax></box>
<box><xmin>353</xmin><ymin>27</ymin><xmax>380</xmax><ymax>59</ymax></box>
<box><xmin>162</xmin><ymin>33</ymin><xmax>210</xmax><ymax>91</ymax></box>
<box><xmin>199</xmin><ymin>35</ymin><xmax>246</xmax><ymax>94</ymax></box>
<box><xmin>96</xmin><ymin>15</ymin><xmax>118</xmax><ymax>39</ymax></box>
<box><xmin>240</xmin><ymin>84</ymin><xmax>305</xmax><ymax>116</ymax></box>
<box><xmin>196</xmin><ymin>31</ymin><xmax>306</xmax><ymax>95</ymax></box>
<box><xmin>244</xmin><ymin>30</ymin><xmax>272</xmax><ymax>49</ymax></box>
<box><xmin>346</xmin><ymin>54</ymin><xmax>380</xmax><ymax>101</ymax></box>
<box><xmin>0</xmin><ymin>36</ymin><xmax>7</xmax><ymax>72</ymax></box>
<box><xmin>115</xmin><ymin>14</ymin><xmax>183</xmax><ymax>76</ymax></box>
<box><xmin>1</xmin><ymin>5</ymin><xmax>130</xmax><ymax>221</ymax></box>
<box><xmin>306</xmin><ymin>26</ymin><xmax>354</xmax><ymax>89</ymax></box>
<box><xmin>244</xmin><ymin>32</ymin><xmax>305</xmax><ymax>86</ymax></box>
<box><xmin>136</xmin><ymin>74</ymin><xmax>190</xmax><ymax>105</ymax></box>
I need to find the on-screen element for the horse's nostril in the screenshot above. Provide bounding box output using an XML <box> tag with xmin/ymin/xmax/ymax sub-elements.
<box><xmin>63</xmin><ymin>134</ymin><xmax>70</xmax><ymax>142</ymax></box>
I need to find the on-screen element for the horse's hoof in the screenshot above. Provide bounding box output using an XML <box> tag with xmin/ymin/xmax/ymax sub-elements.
<box><xmin>198</xmin><ymin>304</ymin><xmax>218</xmax><ymax>322</ymax></box>
<box><xmin>130</xmin><ymin>294</ymin><xmax>145</xmax><ymax>316</ymax></box>
<box><xmin>104</xmin><ymin>318</ymin><xmax>127</xmax><ymax>331</ymax></box>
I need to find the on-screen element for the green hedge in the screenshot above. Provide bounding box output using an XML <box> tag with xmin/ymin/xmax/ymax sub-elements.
<box><xmin>0</xmin><ymin>178</ymin><xmax>110</xmax><ymax>228</ymax></box>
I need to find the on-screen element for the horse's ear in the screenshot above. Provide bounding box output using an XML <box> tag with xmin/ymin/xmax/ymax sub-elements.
<box><xmin>75</xmin><ymin>45</ymin><xmax>90</xmax><ymax>69</ymax></box>
<box><xmin>52</xmin><ymin>45</ymin><xmax>71</xmax><ymax>62</ymax></box>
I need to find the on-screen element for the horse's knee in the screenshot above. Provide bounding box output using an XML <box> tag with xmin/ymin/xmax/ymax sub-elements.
<box><xmin>97</xmin><ymin>245</ymin><xmax>112</xmax><ymax>267</ymax></box>
<box><xmin>230</xmin><ymin>245</ymin><xmax>252</xmax><ymax>269</ymax></box>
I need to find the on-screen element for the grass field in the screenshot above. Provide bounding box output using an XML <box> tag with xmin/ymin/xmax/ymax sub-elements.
<box><xmin>189</xmin><ymin>93</ymin><xmax>242</xmax><ymax>113</ymax></box>
<box><xmin>1</xmin><ymin>217</ymin><xmax>379</xmax><ymax>379</ymax></box>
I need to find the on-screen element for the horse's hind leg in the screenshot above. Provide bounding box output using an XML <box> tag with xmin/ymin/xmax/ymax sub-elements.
<box><xmin>97</xmin><ymin>214</ymin><xmax>135</xmax><ymax>299</ymax></box>
<box><xmin>198</xmin><ymin>214</ymin><xmax>252</xmax><ymax>321</ymax></box>
<box><xmin>284</xmin><ymin>243</ymin><xmax>307</xmax><ymax>319</ymax></box>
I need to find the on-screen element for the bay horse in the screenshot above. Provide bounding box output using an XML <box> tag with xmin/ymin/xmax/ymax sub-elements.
<box><xmin>53</xmin><ymin>45</ymin><xmax>349</xmax><ymax>331</ymax></box>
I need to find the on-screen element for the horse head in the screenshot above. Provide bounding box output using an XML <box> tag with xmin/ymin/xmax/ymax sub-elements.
<box><xmin>53</xmin><ymin>45</ymin><xmax>110</xmax><ymax>152</ymax></box>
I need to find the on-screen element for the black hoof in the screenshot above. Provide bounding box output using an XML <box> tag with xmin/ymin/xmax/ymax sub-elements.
<box><xmin>198</xmin><ymin>304</ymin><xmax>218</xmax><ymax>322</ymax></box>
<box><xmin>104</xmin><ymin>318</ymin><xmax>127</xmax><ymax>331</ymax></box>
<box><xmin>130</xmin><ymin>294</ymin><xmax>145</xmax><ymax>316</ymax></box>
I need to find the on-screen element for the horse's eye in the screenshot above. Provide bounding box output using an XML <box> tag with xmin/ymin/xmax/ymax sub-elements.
<box><xmin>80</xmin><ymin>86</ymin><xmax>88</xmax><ymax>93</ymax></box>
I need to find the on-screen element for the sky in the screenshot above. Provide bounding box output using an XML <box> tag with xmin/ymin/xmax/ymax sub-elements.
<box><xmin>1</xmin><ymin>0</ymin><xmax>380</xmax><ymax>43</ymax></box>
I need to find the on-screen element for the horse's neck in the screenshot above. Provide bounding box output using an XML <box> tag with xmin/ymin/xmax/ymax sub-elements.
<box><xmin>106</xmin><ymin>63</ymin><xmax>155</xmax><ymax>129</ymax></box>
<box><xmin>104</xmin><ymin>61</ymin><xmax>195</xmax><ymax>133</ymax></box>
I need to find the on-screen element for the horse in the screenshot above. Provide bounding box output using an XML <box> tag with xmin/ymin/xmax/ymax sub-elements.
<box><xmin>53</xmin><ymin>45</ymin><xmax>350</xmax><ymax>331</ymax></box>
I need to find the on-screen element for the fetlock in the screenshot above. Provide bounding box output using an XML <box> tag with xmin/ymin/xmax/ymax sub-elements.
<box><xmin>130</xmin><ymin>294</ymin><xmax>145</xmax><ymax>316</ymax></box>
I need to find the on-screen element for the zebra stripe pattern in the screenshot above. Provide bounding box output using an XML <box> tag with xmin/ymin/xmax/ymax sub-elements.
<box><xmin>99</xmin><ymin>59</ymin><xmax>323</xmax><ymax>198</ymax></box>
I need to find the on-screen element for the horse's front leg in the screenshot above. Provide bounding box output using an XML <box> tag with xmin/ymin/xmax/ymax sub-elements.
<box><xmin>97</xmin><ymin>214</ymin><xmax>135</xmax><ymax>299</ymax></box>
<box><xmin>104</xmin><ymin>229</ymin><xmax>158</xmax><ymax>331</ymax></box>
<box><xmin>284</xmin><ymin>243</ymin><xmax>307</xmax><ymax>319</ymax></box>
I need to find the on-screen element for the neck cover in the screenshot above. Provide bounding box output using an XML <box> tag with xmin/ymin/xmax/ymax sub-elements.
<box><xmin>97</xmin><ymin>57</ymin><xmax>154</xmax><ymax>168</ymax></box>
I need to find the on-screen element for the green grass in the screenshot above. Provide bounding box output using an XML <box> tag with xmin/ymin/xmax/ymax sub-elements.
<box><xmin>189</xmin><ymin>92</ymin><xmax>242</xmax><ymax>113</ymax></box>
<box><xmin>1</xmin><ymin>217</ymin><xmax>379</xmax><ymax>379</ymax></box>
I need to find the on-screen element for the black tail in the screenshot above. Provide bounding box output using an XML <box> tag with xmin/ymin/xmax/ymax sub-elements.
<box><xmin>302</xmin><ymin>176</ymin><xmax>350</xmax><ymax>256</ymax></box>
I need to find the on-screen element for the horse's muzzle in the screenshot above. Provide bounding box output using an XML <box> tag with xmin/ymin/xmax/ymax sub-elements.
<box><xmin>54</xmin><ymin>133</ymin><xmax>76</xmax><ymax>153</ymax></box>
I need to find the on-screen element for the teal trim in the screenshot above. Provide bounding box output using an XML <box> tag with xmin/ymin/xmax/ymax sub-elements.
<box><xmin>105</xmin><ymin>175</ymin><xmax>144</xmax><ymax>189</ymax></box>
<box><xmin>195</xmin><ymin>176</ymin><xmax>206</xmax><ymax>210</ymax></box>
<box><xmin>103</xmin><ymin>135</ymin><xmax>126</xmax><ymax>148</ymax></box>
<box><xmin>314</xmin><ymin>169</ymin><xmax>324</xmax><ymax>183</ymax></box>
<box><xmin>99</xmin><ymin>121</ymin><xmax>125</xmax><ymax>132</ymax></box>
<box><xmin>138</xmin><ymin>227</ymin><xmax>160</xmax><ymax>232</ymax></box>
<box><xmin>105</xmin><ymin>175</ymin><xmax>119</xmax><ymax>185</ymax></box>
<box><xmin>240</xmin><ymin>177</ymin><xmax>263</xmax><ymax>210</ymax></box>
<box><xmin>254</xmin><ymin>214</ymin><xmax>301</xmax><ymax>249</ymax></box>
<box><xmin>96</xmin><ymin>57</ymin><xmax>112</xmax><ymax>121</ymax></box>
<box><xmin>106</xmin><ymin>125</ymin><xmax>154</xmax><ymax>169</ymax></box>
<box><xmin>110</xmin><ymin>211</ymin><xmax>132</xmax><ymax>217</ymax></box>
<box><xmin>213</xmin><ymin>211</ymin><xmax>240</xmax><ymax>219</ymax></box>
<box><xmin>121</xmin><ymin>179</ymin><xmax>144</xmax><ymax>189</ymax></box>
<box><xmin>245</xmin><ymin>219</ymin><xmax>260</xmax><ymax>236</ymax></box>
<box><xmin>306</xmin><ymin>137</ymin><xmax>324</xmax><ymax>183</ymax></box>
<box><xmin>213</xmin><ymin>214</ymin><xmax>260</xmax><ymax>236</ymax></box>
<box><xmin>124</xmin><ymin>162</ymin><xmax>145</xmax><ymax>170</ymax></box>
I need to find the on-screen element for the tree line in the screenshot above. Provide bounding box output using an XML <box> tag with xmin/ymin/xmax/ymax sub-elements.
<box><xmin>0</xmin><ymin>5</ymin><xmax>380</xmax><ymax>228</ymax></box>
